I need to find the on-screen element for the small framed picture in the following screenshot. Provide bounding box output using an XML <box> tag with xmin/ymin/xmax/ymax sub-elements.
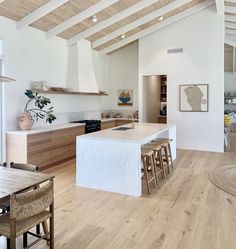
<box><xmin>117</xmin><ymin>89</ymin><xmax>133</xmax><ymax>106</ymax></box>
<box><xmin>179</xmin><ymin>84</ymin><xmax>208</xmax><ymax>112</ymax></box>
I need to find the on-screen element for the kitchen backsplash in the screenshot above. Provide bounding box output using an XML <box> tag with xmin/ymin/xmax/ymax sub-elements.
<box><xmin>7</xmin><ymin>109</ymin><xmax>137</xmax><ymax>131</ymax></box>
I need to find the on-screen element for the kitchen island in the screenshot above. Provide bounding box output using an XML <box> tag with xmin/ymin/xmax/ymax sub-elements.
<box><xmin>76</xmin><ymin>123</ymin><xmax>176</xmax><ymax>196</ymax></box>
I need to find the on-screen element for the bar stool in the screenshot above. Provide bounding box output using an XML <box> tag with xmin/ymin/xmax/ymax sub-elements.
<box><xmin>141</xmin><ymin>148</ymin><xmax>157</xmax><ymax>194</ymax></box>
<box><xmin>155</xmin><ymin>138</ymin><xmax>174</xmax><ymax>169</ymax></box>
<box><xmin>142</xmin><ymin>143</ymin><xmax>165</xmax><ymax>180</ymax></box>
<box><xmin>149</xmin><ymin>140</ymin><xmax>171</xmax><ymax>176</ymax></box>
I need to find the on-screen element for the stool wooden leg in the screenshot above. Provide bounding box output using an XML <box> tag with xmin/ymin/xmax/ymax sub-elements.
<box><xmin>168</xmin><ymin>143</ymin><xmax>174</xmax><ymax>169</ymax></box>
<box><xmin>163</xmin><ymin>146</ymin><xmax>170</xmax><ymax>175</ymax></box>
<box><xmin>158</xmin><ymin>150</ymin><xmax>165</xmax><ymax>179</ymax></box>
<box><xmin>142</xmin><ymin>156</ymin><xmax>150</xmax><ymax>194</ymax></box>
<box><xmin>151</xmin><ymin>154</ymin><xmax>157</xmax><ymax>187</ymax></box>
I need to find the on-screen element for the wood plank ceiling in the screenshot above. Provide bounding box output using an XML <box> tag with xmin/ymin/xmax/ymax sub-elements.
<box><xmin>0</xmin><ymin>0</ymin><xmax>215</xmax><ymax>54</ymax></box>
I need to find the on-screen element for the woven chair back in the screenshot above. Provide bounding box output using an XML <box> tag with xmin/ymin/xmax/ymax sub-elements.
<box><xmin>10</xmin><ymin>181</ymin><xmax>53</xmax><ymax>221</ymax></box>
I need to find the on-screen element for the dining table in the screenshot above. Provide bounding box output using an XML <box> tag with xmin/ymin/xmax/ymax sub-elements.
<box><xmin>0</xmin><ymin>166</ymin><xmax>54</xmax><ymax>203</ymax></box>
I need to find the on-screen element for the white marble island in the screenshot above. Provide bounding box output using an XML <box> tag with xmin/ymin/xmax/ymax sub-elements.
<box><xmin>76</xmin><ymin>123</ymin><xmax>176</xmax><ymax>196</ymax></box>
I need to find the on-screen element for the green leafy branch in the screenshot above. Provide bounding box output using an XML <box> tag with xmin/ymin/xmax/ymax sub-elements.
<box><xmin>24</xmin><ymin>90</ymin><xmax>56</xmax><ymax>124</ymax></box>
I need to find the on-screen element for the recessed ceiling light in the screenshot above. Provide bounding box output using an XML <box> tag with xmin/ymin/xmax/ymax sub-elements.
<box><xmin>159</xmin><ymin>16</ymin><xmax>164</xmax><ymax>21</ymax></box>
<box><xmin>121</xmin><ymin>34</ymin><xmax>126</xmax><ymax>39</ymax></box>
<box><xmin>92</xmin><ymin>15</ymin><xmax>97</xmax><ymax>23</ymax></box>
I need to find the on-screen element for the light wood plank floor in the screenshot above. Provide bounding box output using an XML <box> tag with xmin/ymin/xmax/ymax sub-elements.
<box><xmin>1</xmin><ymin>149</ymin><xmax>236</xmax><ymax>249</ymax></box>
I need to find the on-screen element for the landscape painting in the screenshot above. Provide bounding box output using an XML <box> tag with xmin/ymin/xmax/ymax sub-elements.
<box><xmin>179</xmin><ymin>84</ymin><xmax>208</xmax><ymax>112</ymax></box>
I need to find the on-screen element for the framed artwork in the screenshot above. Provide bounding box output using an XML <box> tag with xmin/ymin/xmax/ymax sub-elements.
<box><xmin>179</xmin><ymin>84</ymin><xmax>208</xmax><ymax>112</ymax></box>
<box><xmin>117</xmin><ymin>89</ymin><xmax>133</xmax><ymax>106</ymax></box>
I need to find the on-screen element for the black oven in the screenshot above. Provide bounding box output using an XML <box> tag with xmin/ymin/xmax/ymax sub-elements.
<box><xmin>71</xmin><ymin>120</ymin><xmax>101</xmax><ymax>134</ymax></box>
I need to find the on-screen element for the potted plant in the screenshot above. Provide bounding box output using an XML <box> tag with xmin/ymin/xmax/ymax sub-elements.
<box><xmin>18</xmin><ymin>90</ymin><xmax>56</xmax><ymax>130</ymax></box>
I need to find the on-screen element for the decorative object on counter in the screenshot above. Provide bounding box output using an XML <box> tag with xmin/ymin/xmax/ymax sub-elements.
<box><xmin>118</xmin><ymin>89</ymin><xmax>133</xmax><ymax>106</ymax></box>
<box><xmin>179</xmin><ymin>84</ymin><xmax>208</xmax><ymax>112</ymax></box>
<box><xmin>31</xmin><ymin>80</ymin><xmax>48</xmax><ymax>91</ymax></box>
<box><xmin>99</xmin><ymin>91</ymin><xmax>106</xmax><ymax>94</ymax></box>
<box><xmin>224</xmin><ymin>115</ymin><xmax>231</xmax><ymax>127</ymax></box>
<box><xmin>18</xmin><ymin>90</ymin><xmax>56</xmax><ymax>130</ymax></box>
<box><xmin>133</xmin><ymin>110</ymin><xmax>139</xmax><ymax>120</ymax></box>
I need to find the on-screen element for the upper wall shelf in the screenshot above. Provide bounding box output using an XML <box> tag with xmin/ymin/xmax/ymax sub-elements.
<box><xmin>34</xmin><ymin>89</ymin><xmax>108</xmax><ymax>96</ymax></box>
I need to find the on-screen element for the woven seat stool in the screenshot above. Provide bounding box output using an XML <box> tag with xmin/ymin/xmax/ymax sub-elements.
<box><xmin>141</xmin><ymin>148</ymin><xmax>157</xmax><ymax>194</ymax></box>
<box><xmin>142</xmin><ymin>143</ymin><xmax>165</xmax><ymax>180</ymax></box>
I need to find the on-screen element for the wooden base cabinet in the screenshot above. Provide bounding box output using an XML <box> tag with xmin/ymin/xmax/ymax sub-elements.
<box><xmin>7</xmin><ymin>125</ymin><xmax>85</xmax><ymax>170</ymax></box>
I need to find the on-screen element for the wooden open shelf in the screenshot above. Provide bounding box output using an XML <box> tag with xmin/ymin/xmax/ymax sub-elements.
<box><xmin>34</xmin><ymin>89</ymin><xmax>108</xmax><ymax>96</ymax></box>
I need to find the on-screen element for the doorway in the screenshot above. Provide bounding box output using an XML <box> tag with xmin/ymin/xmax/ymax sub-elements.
<box><xmin>142</xmin><ymin>75</ymin><xmax>167</xmax><ymax>123</ymax></box>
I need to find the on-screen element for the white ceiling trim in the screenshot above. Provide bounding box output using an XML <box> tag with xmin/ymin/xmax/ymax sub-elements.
<box><xmin>67</xmin><ymin>0</ymin><xmax>160</xmax><ymax>46</ymax></box>
<box><xmin>92</xmin><ymin>0</ymin><xmax>192</xmax><ymax>49</ymax></box>
<box><xmin>100</xmin><ymin>0</ymin><xmax>214</xmax><ymax>54</ymax></box>
<box><xmin>225</xmin><ymin>14</ymin><xmax>236</xmax><ymax>22</ymax></box>
<box><xmin>225</xmin><ymin>21</ymin><xmax>236</xmax><ymax>29</ymax></box>
<box><xmin>17</xmin><ymin>0</ymin><xmax>69</xmax><ymax>30</ymax></box>
<box><xmin>215</xmin><ymin>0</ymin><xmax>224</xmax><ymax>13</ymax></box>
<box><xmin>226</xmin><ymin>28</ymin><xmax>236</xmax><ymax>35</ymax></box>
<box><xmin>225</xmin><ymin>5</ymin><xmax>236</xmax><ymax>13</ymax></box>
<box><xmin>46</xmin><ymin>0</ymin><xmax>119</xmax><ymax>39</ymax></box>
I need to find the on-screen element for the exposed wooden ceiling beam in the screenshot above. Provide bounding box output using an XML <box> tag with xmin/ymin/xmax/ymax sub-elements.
<box><xmin>225</xmin><ymin>5</ymin><xmax>236</xmax><ymax>13</ymax></box>
<box><xmin>100</xmin><ymin>0</ymin><xmax>214</xmax><ymax>54</ymax></box>
<box><xmin>46</xmin><ymin>0</ymin><xmax>119</xmax><ymax>39</ymax></box>
<box><xmin>226</xmin><ymin>28</ymin><xmax>236</xmax><ymax>35</ymax></box>
<box><xmin>215</xmin><ymin>0</ymin><xmax>224</xmax><ymax>14</ymax></box>
<box><xmin>225</xmin><ymin>34</ymin><xmax>236</xmax><ymax>40</ymax></box>
<box><xmin>225</xmin><ymin>14</ymin><xmax>236</xmax><ymax>22</ymax></box>
<box><xmin>67</xmin><ymin>0</ymin><xmax>160</xmax><ymax>46</ymax></box>
<box><xmin>17</xmin><ymin>0</ymin><xmax>69</xmax><ymax>30</ymax></box>
<box><xmin>225</xmin><ymin>22</ymin><xmax>236</xmax><ymax>29</ymax></box>
<box><xmin>92</xmin><ymin>0</ymin><xmax>192</xmax><ymax>49</ymax></box>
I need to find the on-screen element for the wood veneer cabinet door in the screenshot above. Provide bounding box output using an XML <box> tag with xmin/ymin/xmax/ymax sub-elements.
<box><xmin>27</xmin><ymin>150</ymin><xmax>51</xmax><ymax>168</ymax></box>
<box><xmin>116</xmin><ymin>120</ymin><xmax>132</xmax><ymax>126</ymax></box>
<box><xmin>27</xmin><ymin>132</ymin><xmax>51</xmax><ymax>153</ymax></box>
<box><xmin>101</xmin><ymin>121</ymin><xmax>116</xmax><ymax>130</ymax></box>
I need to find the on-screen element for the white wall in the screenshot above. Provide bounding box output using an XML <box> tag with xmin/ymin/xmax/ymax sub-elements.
<box><xmin>139</xmin><ymin>6</ymin><xmax>224</xmax><ymax>152</ymax></box>
<box><xmin>225</xmin><ymin>72</ymin><xmax>236</xmax><ymax>92</ymax></box>
<box><xmin>0</xmin><ymin>16</ymin><xmax>107</xmax><ymax>131</ymax></box>
<box><xmin>104</xmin><ymin>42</ymin><xmax>139</xmax><ymax>112</ymax></box>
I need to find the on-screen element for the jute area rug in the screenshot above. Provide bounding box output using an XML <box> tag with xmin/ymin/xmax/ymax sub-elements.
<box><xmin>208</xmin><ymin>165</ymin><xmax>236</xmax><ymax>196</ymax></box>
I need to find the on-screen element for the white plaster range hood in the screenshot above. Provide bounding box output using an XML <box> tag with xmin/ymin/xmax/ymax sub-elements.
<box><xmin>67</xmin><ymin>39</ymin><xmax>99</xmax><ymax>93</ymax></box>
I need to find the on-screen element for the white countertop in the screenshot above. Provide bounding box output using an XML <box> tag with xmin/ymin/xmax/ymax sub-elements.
<box><xmin>78</xmin><ymin>123</ymin><xmax>175</xmax><ymax>144</ymax></box>
<box><xmin>7</xmin><ymin>123</ymin><xmax>85</xmax><ymax>135</ymax></box>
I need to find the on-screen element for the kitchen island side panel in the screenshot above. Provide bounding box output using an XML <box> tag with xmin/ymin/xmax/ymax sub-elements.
<box><xmin>76</xmin><ymin>139</ymin><xmax>141</xmax><ymax>196</ymax></box>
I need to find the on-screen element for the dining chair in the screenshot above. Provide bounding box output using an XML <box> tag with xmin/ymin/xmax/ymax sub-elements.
<box><xmin>0</xmin><ymin>162</ymin><xmax>48</xmax><ymax>244</ymax></box>
<box><xmin>0</xmin><ymin>179</ymin><xmax>54</xmax><ymax>249</ymax></box>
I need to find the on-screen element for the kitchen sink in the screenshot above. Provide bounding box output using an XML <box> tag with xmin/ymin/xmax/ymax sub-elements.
<box><xmin>113</xmin><ymin>127</ymin><xmax>133</xmax><ymax>131</ymax></box>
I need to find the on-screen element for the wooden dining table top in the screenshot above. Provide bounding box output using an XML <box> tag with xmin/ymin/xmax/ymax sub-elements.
<box><xmin>0</xmin><ymin>167</ymin><xmax>54</xmax><ymax>201</ymax></box>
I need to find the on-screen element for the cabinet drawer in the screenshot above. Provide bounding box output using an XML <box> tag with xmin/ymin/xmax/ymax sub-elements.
<box><xmin>27</xmin><ymin>151</ymin><xmax>51</xmax><ymax>168</ymax></box>
<box><xmin>51</xmin><ymin>127</ymin><xmax>85</xmax><ymax>148</ymax></box>
<box><xmin>50</xmin><ymin>145</ymin><xmax>72</xmax><ymax>164</ymax></box>
<box><xmin>101</xmin><ymin>121</ymin><xmax>116</xmax><ymax>130</ymax></box>
<box><xmin>27</xmin><ymin>132</ymin><xmax>51</xmax><ymax>153</ymax></box>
